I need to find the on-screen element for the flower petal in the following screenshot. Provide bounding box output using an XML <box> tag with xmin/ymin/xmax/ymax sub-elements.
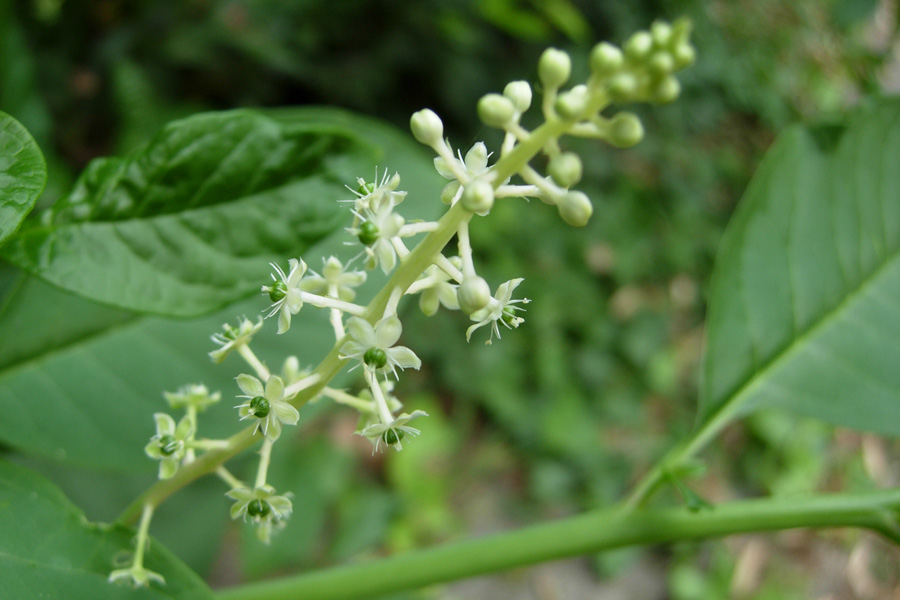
<box><xmin>375</xmin><ymin>316</ymin><xmax>403</xmax><ymax>347</ymax></box>
<box><xmin>264</xmin><ymin>375</ymin><xmax>285</xmax><ymax>402</ymax></box>
<box><xmin>277</xmin><ymin>306</ymin><xmax>292</xmax><ymax>334</ymax></box>
<box><xmin>153</xmin><ymin>413</ymin><xmax>176</xmax><ymax>435</ymax></box>
<box><xmin>347</xmin><ymin>317</ymin><xmax>377</xmax><ymax>348</ymax></box>
<box><xmin>236</xmin><ymin>374</ymin><xmax>264</xmax><ymax>398</ymax></box>
<box><xmin>273</xmin><ymin>401</ymin><xmax>300</xmax><ymax>426</ymax></box>
<box><xmin>387</xmin><ymin>346</ymin><xmax>421</xmax><ymax>370</ymax></box>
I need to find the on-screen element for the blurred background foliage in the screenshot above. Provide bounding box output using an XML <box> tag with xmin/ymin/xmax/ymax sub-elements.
<box><xmin>3</xmin><ymin>0</ymin><xmax>900</xmax><ymax>598</ymax></box>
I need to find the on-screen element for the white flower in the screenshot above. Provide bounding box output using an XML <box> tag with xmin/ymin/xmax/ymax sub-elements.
<box><xmin>341</xmin><ymin>316</ymin><xmax>421</xmax><ymax>378</ymax></box>
<box><xmin>352</xmin><ymin>201</ymin><xmax>405</xmax><ymax>274</ymax></box>
<box><xmin>144</xmin><ymin>413</ymin><xmax>194</xmax><ymax>479</ymax></box>
<box><xmin>435</xmin><ymin>141</ymin><xmax>490</xmax><ymax>182</ymax></box>
<box><xmin>300</xmin><ymin>256</ymin><xmax>367</xmax><ymax>302</ymax></box>
<box><xmin>357</xmin><ymin>410</ymin><xmax>429</xmax><ymax>452</ymax></box>
<box><xmin>261</xmin><ymin>259</ymin><xmax>307</xmax><ymax>334</ymax></box>
<box><xmin>226</xmin><ymin>484</ymin><xmax>293</xmax><ymax>544</ymax></box>
<box><xmin>413</xmin><ymin>262</ymin><xmax>461</xmax><ymax>316</ymax></box>
<box><xmin>234</xmin><ymin>374</ymin><xmax>300</xmax><ymax>441</ymax></box>
<box><xmin>343</xmin><ymin>168</ymin><xmax>406</xmax><ymax>213</ymax></box>
<box><xmin>209</xmin><ymin>317</ymin><xmax>263</xmax><ymax>363</ymax></box>
<box><xmin>466</xmin><ymin>278</ymin><xmax>530</xmax><ymax>344</ymax></box>
<box><xmin>164</xmin><ymin>383</ymin><xmax>221</xmax><ymax>412</ymax></box>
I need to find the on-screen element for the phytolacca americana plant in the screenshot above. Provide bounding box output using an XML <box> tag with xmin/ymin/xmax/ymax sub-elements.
<box><xmin>112</xmin><ymin>19</ymin><xmax>696</xmax><ymax>586</ymax></box>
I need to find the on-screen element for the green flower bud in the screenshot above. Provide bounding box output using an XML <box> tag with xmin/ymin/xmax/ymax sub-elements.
<box><xmin>410</xmin><ymin>109</ymin><xmax>444</xmax><ymax>146</ymax></box>
<box><xmin>590</xmin><ymin>42</ymin><xmax>623</xmax><ymax>76</ymax></box>
<box><xmin>477</xmin><ymin>94</ymin><xmax>516</xmax><ymax>128</ymax></box>
<box><xmin>358</xmin><ymin>221</ymin><xmax>380</xmax><ymax>246</ymax></box>
<box><xmin>538</xmin><ymin>48</ymin><xmax>571</xmax><ymax>89</ymax></box>
<box><xmin>651</xmin><ymin>21</ymin><xmax>673</xmax><ymax>47</ymax></box>
<box><xmin>608</xmin><ymin>73</ymin><xmax>638</xmax><ymax>101</ymax></box>
<box><xmin>557</xmin><ymin>191</ymin><xmax>593</xmax><ymax>227</ymax></box>
<box><xmin>268</xmin><ymin>280</ymin><xmax>287</xmax><ymax>302</ymax></box>
<box><xmin>648</xmin><ymin>51</ymin><xmax>675</xmax><ymax>76</ymax></box>
<box><xmin>458</xmin><ymin>276</ymin><xmax>492</xmax><ymax>315</ymax></box>
<box><xmin>607</xmin><ymin>112</ymin><xmax>644</xmax><ymax>148</ymax></box>
<box><xmin>364</xmin><ymin>347</ymin><xmax>388</xmax><ymax>369</ymax></box>
<box><xmin>158</xmin><ymin>435</ymin><xmax>179</xmax><ymax>456</ymax></box>
<box><xmin>672</xmin><ymin>43</ymin><xmax>696</xmax><ymax>69</ymax></box>
<box><xmin>383</xmin><ymin>429</ymin><xmax>405</xmax><ymax>445</ymax></box>
<box><xmin>650</xmin><ymin>76</ymin><xmax>681</xmax><ymax>104</ymax></box>
<box><xmin>503</xmin><ymin>80</ymin><xmax>532</xmax><ymax>112</ymax></box>
<box><xmin>247</xmin><ymin>499</ymin><xmax>271</xmax><ymax>518</ymax></box>
<box><xmin>548</xmin><ymin>152</ymin><xmax>583</xmax><ymax>188</ymax></box>
<box><xmin>554</xmin><ymin>85</ymin><xmax>588</xmax><ymax>121</ymax></box>
<box><xmin>461</xmin><ymin>180</ymin><xmax>495</xmax><ymax>214</ymax></box>
<box><xmin>624</xmin><ymin>31</ymin><xmax>653</xmax><ymax>61</ymax></box>
<box><xmin>441</xmin><ymin>181</ymin><xmax>461</xmax><ymax>205</ymax></box>
<box><xmin>249</xmin><ymin>396</ymin><xmax>270</xmax><ymax>418</ymax></box>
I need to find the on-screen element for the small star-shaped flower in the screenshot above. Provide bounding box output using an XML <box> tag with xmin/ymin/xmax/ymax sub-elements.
<box><xmin>234</xmin><ymin>374</ymin><xmax>300</xmax><ymax>441</ymax></box>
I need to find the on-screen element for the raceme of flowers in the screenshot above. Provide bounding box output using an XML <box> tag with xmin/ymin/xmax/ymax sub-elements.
<box><xmin>113</xmin><ymin>20</ymin><xmax>695</xmax><ymax>587</ymax></box>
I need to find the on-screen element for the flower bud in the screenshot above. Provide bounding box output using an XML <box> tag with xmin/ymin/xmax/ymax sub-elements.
<box><xmin>538</xmin><ymin>48</ymin><xmax>571</xmax><ymax>89</ymax></box>
<box><xmin>554</xmin><ymin>85</ymin><xmax>589</xmax><ymax>121</ymax></box>
<box><xmin>460</xmin><ymin>180</ymin><xmax>495</xmax><ymax>214</ymax></box>
<box><xmin>625</xmin><ymin>31</ymin><xmax>653</xmax><ymax>61</ymax></box>
<box><xmin>648</xmin><ymin>51</ymin><xmax>675</xmax><ymax>76</ymax></box>
<box><xmin>607</xmin><ymin>112</ymin><xmax>644</xmax><ymax>148</ymax></box>
<box><xmin>557</xmin><ymin>191</ymin><xmax>593</xmax><ymax>227</ymax></box>
<box><xmin>503</xmin><ymin>80</ymin><xmax>532</xmax><ymax>112</ymax></box>
<box><xmin>650</xmin><ymin>76</ymin><xmax>681</xmax><ymax>104</ymax></box>
<box><xmin>477</xmin><ymin>94</ymin><xmax>517</xmax><ymax>128</ymax></box>
<box><xmin>590</xmin><ymin>42</ymin><xmax>623</xmax><ymax>76</ymax></box>
<box><xmin>410</xmin><ymin>109</ymin><xmax>444</xmax><ymax>146</ymax></box>
<box><xmin>651</xmin><ymin>21</ymin><xmax>673</xmax><ymax>47</ymax></box>
<box><xmin>608</xmin><ymin>73</ymin><xmax>638</xmax><ymax>101</ymax></box>
<box><xmin>548</xmin><ymin>152</ymin><xmax>583</xmax><ymax>188</ymax></box>
<box><xmin>458</xmin><ymin>276</ymin><xmax>492</xmax><ymax>315</ymax></box>
<box><xmin>672</xmin><ymin>43</ymin><xmax>696</xmax><ymax>69</ymax></box>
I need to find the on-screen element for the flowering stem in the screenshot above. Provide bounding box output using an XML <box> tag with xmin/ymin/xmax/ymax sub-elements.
<box><xmin>215</xmin><ymin>488</ymin><xmax>900</xmax><ymax>600</ymax></box>
<box><xmin>255</xmin><ymin>439</ymin><xmax>273</xmax><ymax>489</ymax></box>
<box><xmin>133</xmin><ymin>503</ymin><xmax>154</xmax><ymax>571</ymax></box>
<box><xmin>238</xmin><ymin>345</ymin><xmax>270</xmax><ymax>381</ymax></box>
<box><xmin>216</xmin><ymin>466</ymin><xmax>245</xmax><ymax>490</ymax></box>
<box><xmin>320</xmin><ymin>387</ymin><xmax>374</xmax><ymax>413</ymax></box>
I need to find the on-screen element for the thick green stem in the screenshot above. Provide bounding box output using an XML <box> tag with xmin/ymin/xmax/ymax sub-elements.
<box><xmin>216</xmin><ymin>488</ymin><xmax>900</xmax><ymax>600</ymax></box>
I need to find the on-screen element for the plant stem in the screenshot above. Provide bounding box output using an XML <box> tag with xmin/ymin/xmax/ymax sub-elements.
<box><xmin>216</xmin><ymin>488</ymin><xmax>900</xmax><ymax>600</ymax></box>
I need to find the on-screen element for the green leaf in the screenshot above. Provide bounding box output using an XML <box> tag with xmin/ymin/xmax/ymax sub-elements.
<box><xmin>0</xmin><ymin>459</ymin><xmax>211</xmax><ymax>600</ymax></box>
<box><xmin>700</xmin><ymin>98</ymin><xmax>900</xmax><ymax>435</ymax></box>
<box><xmin>0</xmin><ymin>108</ymin><xmax>441</xmax><ymax>470</ymax></box>
<box><xmin>1</xmin><ymin>108</ymin><xmax>376</xmax><ymax>316</ymax></box>
<box><xmin>0</xmin><ymin>111</ymin><xmax>47</xmax><ymax>247</ymax></box>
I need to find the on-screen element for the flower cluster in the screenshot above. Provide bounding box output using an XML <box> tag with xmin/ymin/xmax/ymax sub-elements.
<box><xmin>120</xmin><ymin>20</ymin><xmax>695</xmax><ymax>584</ymax></box>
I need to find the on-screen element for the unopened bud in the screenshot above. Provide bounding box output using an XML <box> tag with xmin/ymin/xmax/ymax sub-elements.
<box><xmin>441</xmin><ymin>181</ymin><xmax>461</xmax><ymax>205</ymax></box>
<box><xmin>650</xmin><ymin>76</ymin><xmax>681</xmax><ymax>104</ymax></box>
<box><xmin>548</xmin><ymin>152</ymin><xmax>583</xmax><ymax>188</ymax></box>
<box><xmin>478</xmin><ymin>94</ymin><xmax>516</xmax><ymax>128</ymax></box>
<box><xmin>503</xmin><ymin>80</ymin><xmax>533</xmax><ymax>112</ymax></box>
<box><xmin>672</xmin><ymin>43</ymin><xmax>696</xmax><ymax>69</ymax></box>
<box><xmin>625</xmin><ymin>31</ymin><xmax>653</xmax><ymax>61</ymax></box>
<box><xmin>648</xmin><ymin>51</ymin><xmax>675</xmax><ymax>76</ymax></box>
<box><xmin>607</xmin><ymin>112</ymin><xmax>644</xmax><ymax>148</ymax></box>
<box><xmin>461</xmin><ymin>180</ymin><xmax>495</xmax><ymax>214</ymax></box>
<box><xmin>608</xmin><ymin>73</ymin><xmax>638</xmax><ymax>101</ymax></box>
<box><xmin>410</xmin><ymin>109</ymin><xmax>444</xmax><ymax>146</ymax></box>
<box><xmin>554</xmin><ymin>85</ymin><xmax>589</xmax><ymax>121</ymax></box>
<box><xmin>590</xmin><ymin>42</ymin><xmax>623</xmax><ymax>76</ymax></box>
<box><xmin>557</xmin><ymin>191</ymin><xmax>593</xmax><ymax>227</ymax></box>
<box><xmin>651</xmin><ymin>21</ymin><xmax>673</xmax><ymax>47</ymax></box>
<box><xmin>538</xmin><ymin>48</ymin><xmax>571</xmax><ymax>89</ymax></box>
<box><xmin>458</xmin><ymin>276</ymin><xmax>492</xmax><ymax>314</ymax></box>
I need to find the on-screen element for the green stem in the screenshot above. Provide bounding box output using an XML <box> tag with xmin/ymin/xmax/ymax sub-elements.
<box><xmin>216</xmin><ymin>488</ymin><xmax>900</xmax><ymax>600</ymax></box>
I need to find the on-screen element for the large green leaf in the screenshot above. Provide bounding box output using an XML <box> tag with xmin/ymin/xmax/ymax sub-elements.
<box><xmin>0</xmin><ymin>108</ymin><xmax>442</xmax><ymax>470</ymax></box>
<box><xmin>0</xmin><ymin>111</ymin><xmax>47</xmax><ymax>247</ymax></box>
<box><xmin>0</xmin><ymin>459</ymin><xmax>211</xmax><ymax>600</ymax></box>
<box><xmin>1</xmin><ymin>109</ymin><xmax>375</xmax><ymax>316</ymax></box>
<box><xmin>700</xmin><ymin>98</ymin><xmax>900</xmax><ymax>435</ymax></box>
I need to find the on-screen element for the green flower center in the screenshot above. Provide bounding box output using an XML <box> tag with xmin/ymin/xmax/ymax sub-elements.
<box><xmin>382</xmin><ymin>429</ymin><xmax>405</xmax><ymax>445</ymax></box>
<box><xmin>358</xmin><ymin>222</ymin><xmax>380</xmax><ymax>246</ymax></box>
<box><xmin>249</xmin><ymin>396</ymin><xmax>270</xmax><ymax>418</ymax></box>
<box><xmin>247</xmin><ymin>499</ymin><xmax>271</xmax><ymax>518</ymax></box>
<box><xmin>268</xmin><ymin>280</ymin><xmax>288</xmax><ymax>302</ymax></box>
<box><xmin>158</xmin><ymin>435</ymin><xmax>179</xmax><ymax>456</ymax></box>
<box><xmin>357</xmin><ymin>181</ymin><xmax>376</xmax><ymax>195</ymax></box>
<box><xmin>363</xmin><ymin>348</ymin><xmax>388</xmax><ymax>369</ymax></box>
